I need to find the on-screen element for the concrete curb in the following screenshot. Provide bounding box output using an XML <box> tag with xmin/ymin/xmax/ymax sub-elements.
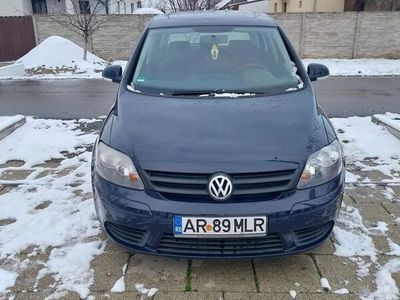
<box><xmin>372</xmin><ymin>115</ymin><xmax>400</xmax><ymax>140</ymax></box>
<box><xmin>0</xmin><ymin>116</ymin><xmax>26</xmax><ymax>141</ymax></box>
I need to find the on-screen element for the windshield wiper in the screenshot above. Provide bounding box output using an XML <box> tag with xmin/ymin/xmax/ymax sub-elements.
<box><xmin>171</xmin><ymin>89</ymin><xmax>224</xmax><ymax>96</ymax></box>
<box><xmin>171</xmin><ymin>89</ymin><xmax>264</xmax><ymax>96</ymax></box>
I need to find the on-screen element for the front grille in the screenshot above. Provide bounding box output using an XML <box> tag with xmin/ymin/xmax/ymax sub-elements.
<box><xmin>145</xmin><ymin>169</ymin><xmax>297</xmax><ymax>200</ymax></box>
<box><xmin>105</xmin><ymin>222</ymin><xmax>147</xmax><ymax>247</ymax></box>
<box><xmin>157</xmin><ymin>233</ymin><xmax>284</xmax><ymax>256</ymax></box>
<box><xmin>294</xmin><ymin>221</ymin><xmax>333</xmax><ymax>247</ymax></box>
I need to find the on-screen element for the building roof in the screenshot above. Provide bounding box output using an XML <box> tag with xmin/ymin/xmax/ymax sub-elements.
<box><xmin>214</xmin><ymin>0</ymin><xmax>232</xmax><ymax>10</ymax></box>
<box><xmin>148</xmin><ymin>11</ymin><xmax>278</xmax><ymax>28</ymax></box>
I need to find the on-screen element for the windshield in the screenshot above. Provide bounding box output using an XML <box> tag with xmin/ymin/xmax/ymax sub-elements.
<box><xmin>131</xmin><ymin>26</ymin><xmax>303</xmax><ymax>96</ymax></box>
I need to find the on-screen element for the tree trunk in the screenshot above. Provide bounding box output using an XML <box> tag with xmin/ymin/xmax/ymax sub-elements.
<box><xmin>83</xmin><ymin>36</ymin><xmax>88</xmax><ymax>61</ymax></box>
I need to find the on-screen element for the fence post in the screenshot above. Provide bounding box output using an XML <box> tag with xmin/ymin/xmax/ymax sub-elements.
<box><xmin>299</xmin><ymin>13</ymin><xmax>306</xmax><ymax>58</ymax></box>
<box><xmin>31</xmin><ymin>15</ymin><xmax>39</xmax><ymax>46</ymax></box>
<box><xmin>352</xmin><ymin>11</ymin><xmax>361</xmax><ymax>59</ymax></box>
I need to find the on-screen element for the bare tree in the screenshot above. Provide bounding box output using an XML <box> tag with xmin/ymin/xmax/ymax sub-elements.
<box><xmin>47</xmin><ymin>0</ymin><xmax>116</xmax><ymax>60</ymax></box>
<box><xmin>156</xmin><ymin>0</ymin><xmax>209</xmax><ymax>12</ymax></box>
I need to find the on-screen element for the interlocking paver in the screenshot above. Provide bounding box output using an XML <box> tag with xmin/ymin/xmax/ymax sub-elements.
<box><xmin>0</xmin><ymin>160</ymin><xmax>25</xmax><ymax>168</ymax></box>
<box><xmin>190</xmin><ymin>260</ymin><xmax>255</xmax><ymax>292</ymax></box>
<box><xmin>154</xmin><ymin>291</ymin><xmax>223</xmax><ymax>299</ymax></box>
<box><xmin>350</xmin><ymin>202</ymin><xmax>395</xmax><ymax>225</ymax></box>
<box><xmin>314</xmin><ymin>255</ymin><xmax>375</xmax><ymax>295</ymax></box>
<box><xmin>346</xmin><ymin>186</ymin><xmax>387</xmax><ymax>204</ymax></box>
<box><xmin>0</xmin><ymin>169</ymin><xmax>33</xmax><ymax>180</ymax></box>
<box><xmin>92</xmin><ymin>292</ymin><xmax>142</xmax><ymax>299</ymax></box>
<box><xmin>91</xmin><ymin>252</ymin><xmax>131</xmax><ymax>292</ymax></box>
<box><xmin>124</xmin><ymin>254</ymin><xmax>187</xmax><ymax>292</ymax></box>
<box><xmin>308</xmin><ymin>237</ymin><xmax>335</xmax><ymax>255</ymax></box>
<box><xmin>224</xmin><ymin>292</ymin><xmax>359</xmax><ymax>300</ymax></box>
<box><xmin>15</xmin><ymin>291</ymin><xmax>80</xmax><ymax>299</ymax></box>
<box><xmin>255</xmin><ymin>255</ymin><xmax>320</xmax><ymax>293</ymax></box>
<box><xmin>224</xmin><ymin>292</ymin><xmax>287</xmax><ymax>299</ymax></box>
<box><xmin>381</xmin><ymin>201</ymin><xmax>400</xmax><ymax>219</ymax></box>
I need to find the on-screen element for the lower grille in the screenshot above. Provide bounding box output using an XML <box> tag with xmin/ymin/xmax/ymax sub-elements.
<box><xmin>157</xmin><ymin>233</ymin><xmax>284</xmax><ymax>256</ymax></box>
<box><xmin>294</xmin><ymin>221</ymin><xmax>333</xmax><ymax>247</ymax></box>
<box><xmin>105</xmin><ymin>222</ymin><xmax>147</xmax><ymax>247</ymax></box>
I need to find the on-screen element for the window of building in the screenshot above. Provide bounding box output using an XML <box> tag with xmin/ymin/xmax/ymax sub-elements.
<box><xmin>137</xmin><ymin>1</ymin><xmax>142</xmax><ymax>8</ymax></box>
<box><xmin>131</xmin><ymin>3</ymin><xmax>134</xmax><ymax>12</ymax></box>
<box><xmin>124</xmin><ymin>2</ymin><xmax>126</xmax><ymax>13</ymax></box>
<box><xmin>274</xmin><ymin>2</ymin><xmax>277</xmax><ymax>12</ymax></box>
<box><xmin>299</xmin><ymin>0</ymin><xmax>302</xmax><ymax>8</ymax></box>
<box><xmin>31</xmin><ymin>0</ymin><xmax>48</xmax><ymax>14</ymax></box>
<box><xmin>79</xmin><ymin>0</ymin><xmax>90</xmax><ymax>14</ymax></box>
<box><xmin>283</xmin><ymin>2</ymin><xmax>287</xmax><ymax>12</ymax></box>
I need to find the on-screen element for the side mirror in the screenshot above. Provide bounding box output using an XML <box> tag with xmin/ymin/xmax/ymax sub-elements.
<box><xmin>307</xmin><ymin>63</ymin><xmax>329</xmax><ymax>82</ymax></box>
<box><xmin>102</xmin><ymin>65</ymin><xmax>122</xmax><ymax>83</ymax></box>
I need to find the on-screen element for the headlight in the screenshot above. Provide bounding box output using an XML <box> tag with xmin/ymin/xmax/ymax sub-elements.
<box><xmin>297</xmin><ymin>140</ymin><xmax>343</xmax><ymax>189</ymax></box>
<box><xmin>95</xmin><ymin>142</ymin><xmax>144</xmax><ymax>190</ymax></box>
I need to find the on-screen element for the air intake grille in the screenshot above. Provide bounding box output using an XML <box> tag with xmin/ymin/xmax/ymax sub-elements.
<box><xmin>157</xmin><ymin>233</ymin><xmax>284</xmax><ymax>256</ymax></box>
<box><xmin>105</xmin><ymin>222</ymin><xmax>147</xmax><ymax>246</ymax></box>
<box><xmin>294</xmin><ymin>221</ymin><xmax>334</xmax><ymax>247</ymax></box>
<box><xmin>144</xmin><ymin>169</ymin><xmax>297</xmax><ymax>199</ymax></box>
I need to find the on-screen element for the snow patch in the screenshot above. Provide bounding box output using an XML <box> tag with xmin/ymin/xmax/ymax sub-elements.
<box><xmin>334</xmin><ymin>288</ymin><xmax>349</xmax><ymax>294</ymax></box>
<box><xmin>0</xmin><ymin>269</ymin><xmax>18</xmax><ymax>294</ymax></box>
<box><xmin>365</xmin><ymin>259</ymin><xmax>400</xmax><ymax>300</ymax></box>
<box><xmin>9</xmin><ymin>36</ymin><xmax>106</xmax><ymax>79</ymax></box>
<box><xmin>320</xmin><ymin>277</ymin><xmax>331</xmax><ymax>291</ymax></box>
<box><xmin>0</xmin><ymin>118</ymin><xmax>103</xmax><ymax>298</ymax></box>
<box><xmin>110</xmin><ymin>263</ymin><xmax>128</xmax><ymax>293</ymax></box>
<box><xmin>38</xmin><ymin>241</ymin><xmax>105</xmax><ymax>299</ymax></box>
<box><xmin>135</xmin><ymin>283</ymin><xmax>158</xmax><ymax>298</ymax></box>
<box><xmin>303</xmin><ymin>59</ymin><xmax>400</xmax><ymax>76</ymax></box>
<box><xmin>132</xmin><ymin>7</ymin><xmax>163</xmax><ymax>14</ymax></box>
<box><xmin>0</xmin><ymin>115</ymin><xmax>25</xmax><ymax>132</ymax></box>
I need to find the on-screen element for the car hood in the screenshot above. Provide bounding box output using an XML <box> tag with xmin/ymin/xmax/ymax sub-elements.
<box><xmin>107</xmin><ymin>88</ymin><xmax>328</xmax><ymax>173</ymax></box>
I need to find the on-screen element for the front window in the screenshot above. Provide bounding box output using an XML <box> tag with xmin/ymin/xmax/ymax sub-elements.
<box><xmin>131</xmin><ymin>26</ymin><xmax>303</xmax><ymax>96</ymax></box>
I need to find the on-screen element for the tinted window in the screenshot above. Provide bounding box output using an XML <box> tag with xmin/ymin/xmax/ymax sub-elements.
<box><xmin>131</xmin><ymin>26</ymin><xmax>303</xmax><ymax>96</ymax></box>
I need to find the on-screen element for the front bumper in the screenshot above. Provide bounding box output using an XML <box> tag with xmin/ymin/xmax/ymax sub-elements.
<box><xmin>93</xmin><ymin>172</ymin><xmax>344</xmax><ymax>259</ymax></box>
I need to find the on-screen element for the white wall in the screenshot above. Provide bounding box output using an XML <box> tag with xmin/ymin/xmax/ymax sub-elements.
<box><xmin>238</xmin><ymin>0</ymin><xmax>269</xmax><ymax>13</ymax></box>
<box><xmin>0</xmin><ymin>0</ymin><xmax>32</xmax><ymax>16</ymax></box>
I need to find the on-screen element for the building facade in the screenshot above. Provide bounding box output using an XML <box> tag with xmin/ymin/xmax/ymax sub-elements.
<box><xmin>234</xmin><ymin>0</ymin><xmax>345</xmax><ymax>13</ymax></box>
<box><xmin>0</xmin><ymin>0</ymin><xmax>141</xmax><ymax>16</ymax></box>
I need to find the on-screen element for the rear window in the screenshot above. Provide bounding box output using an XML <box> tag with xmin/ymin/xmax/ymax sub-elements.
<box><xmin>131</xmin><ymin>26</ymin><xmax>303</xmax><ymax>96</ymax></box>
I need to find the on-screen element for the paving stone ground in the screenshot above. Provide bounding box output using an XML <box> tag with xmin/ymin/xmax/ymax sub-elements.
<box><xmin>1</xmin><ymin>155</ymin><xmax>399</xmax><ymax>300</ymax></box>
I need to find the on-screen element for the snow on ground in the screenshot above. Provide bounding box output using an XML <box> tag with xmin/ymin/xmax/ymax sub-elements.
<box><xmin>2</xmin><ymin>36</ymin><xmax>106</xmax><ymax>80</ymax></box>
<box><xmin>132</xmin><ymin>7</ymin><xmax>163</xmax><ymax>14</ymax></box>
<box><xmin>0</xmin><ymin>117</ymin><xmax>103</xmax><ymax>298</ymax></box>
<box><xmin>110</xmin><ymin>263</ymin><xmax>128</xmax><ymax>293</ymax></box>
<box><xmin>0</xmin><ymin>269</ymin><xmax>18</xmax><ymax>294</ymax></box>
<box><xmin>0</xmin><ymin>115</ymin><xmax>25</xmax><ymax>132</ymax></box>
<box><xmin>331</xmin><ymin>116</ymin><xmax>400</xmax><ymax>184</ymax></box>
<box><xmin>303</xmin><ymin>58</ymin><xmax>400</xmax><ymax>76</ymax></box>
<box><xmin>373</xmin><ymin>112</ymin><xmax>400</xmax><ymax>132</ymax></box>
<box><xmin>332</xmin><ymin>116</ymin><xmax>400</xmax><ymax>299</ymax></box>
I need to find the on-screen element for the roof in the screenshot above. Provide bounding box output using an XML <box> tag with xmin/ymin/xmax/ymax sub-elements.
<box><xmin>148</xmin><ymin>11</ymin><xmax>278</xmax><ymax>28</ymax></box>
<box><xmin>234</xmin><ymin>0</ymin><xmax>269</xmax><ymax>7</ymax></box>
<box><xmin>214</xmin><ymin>0</ymin><xmax>231</xmax><ymax>9</ymax></box>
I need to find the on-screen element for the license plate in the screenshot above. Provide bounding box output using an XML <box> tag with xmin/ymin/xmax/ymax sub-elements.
<box><xmin>173</xmin><ymin>216</ymin><xmax>267</xmax><ymax>238</ymax></box>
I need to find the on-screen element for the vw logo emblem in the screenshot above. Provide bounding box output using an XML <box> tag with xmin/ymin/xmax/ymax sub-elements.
<box><xmin>208</xmin><ymin>173</ymin><xmax>233</xmax><ymax>201</ymax></box>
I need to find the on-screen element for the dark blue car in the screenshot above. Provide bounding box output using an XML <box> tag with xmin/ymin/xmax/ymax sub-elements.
<box><xmin>92</xmin><ymin>11</ymin><xmax>345</xmax><ymax>258</ymax></box>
